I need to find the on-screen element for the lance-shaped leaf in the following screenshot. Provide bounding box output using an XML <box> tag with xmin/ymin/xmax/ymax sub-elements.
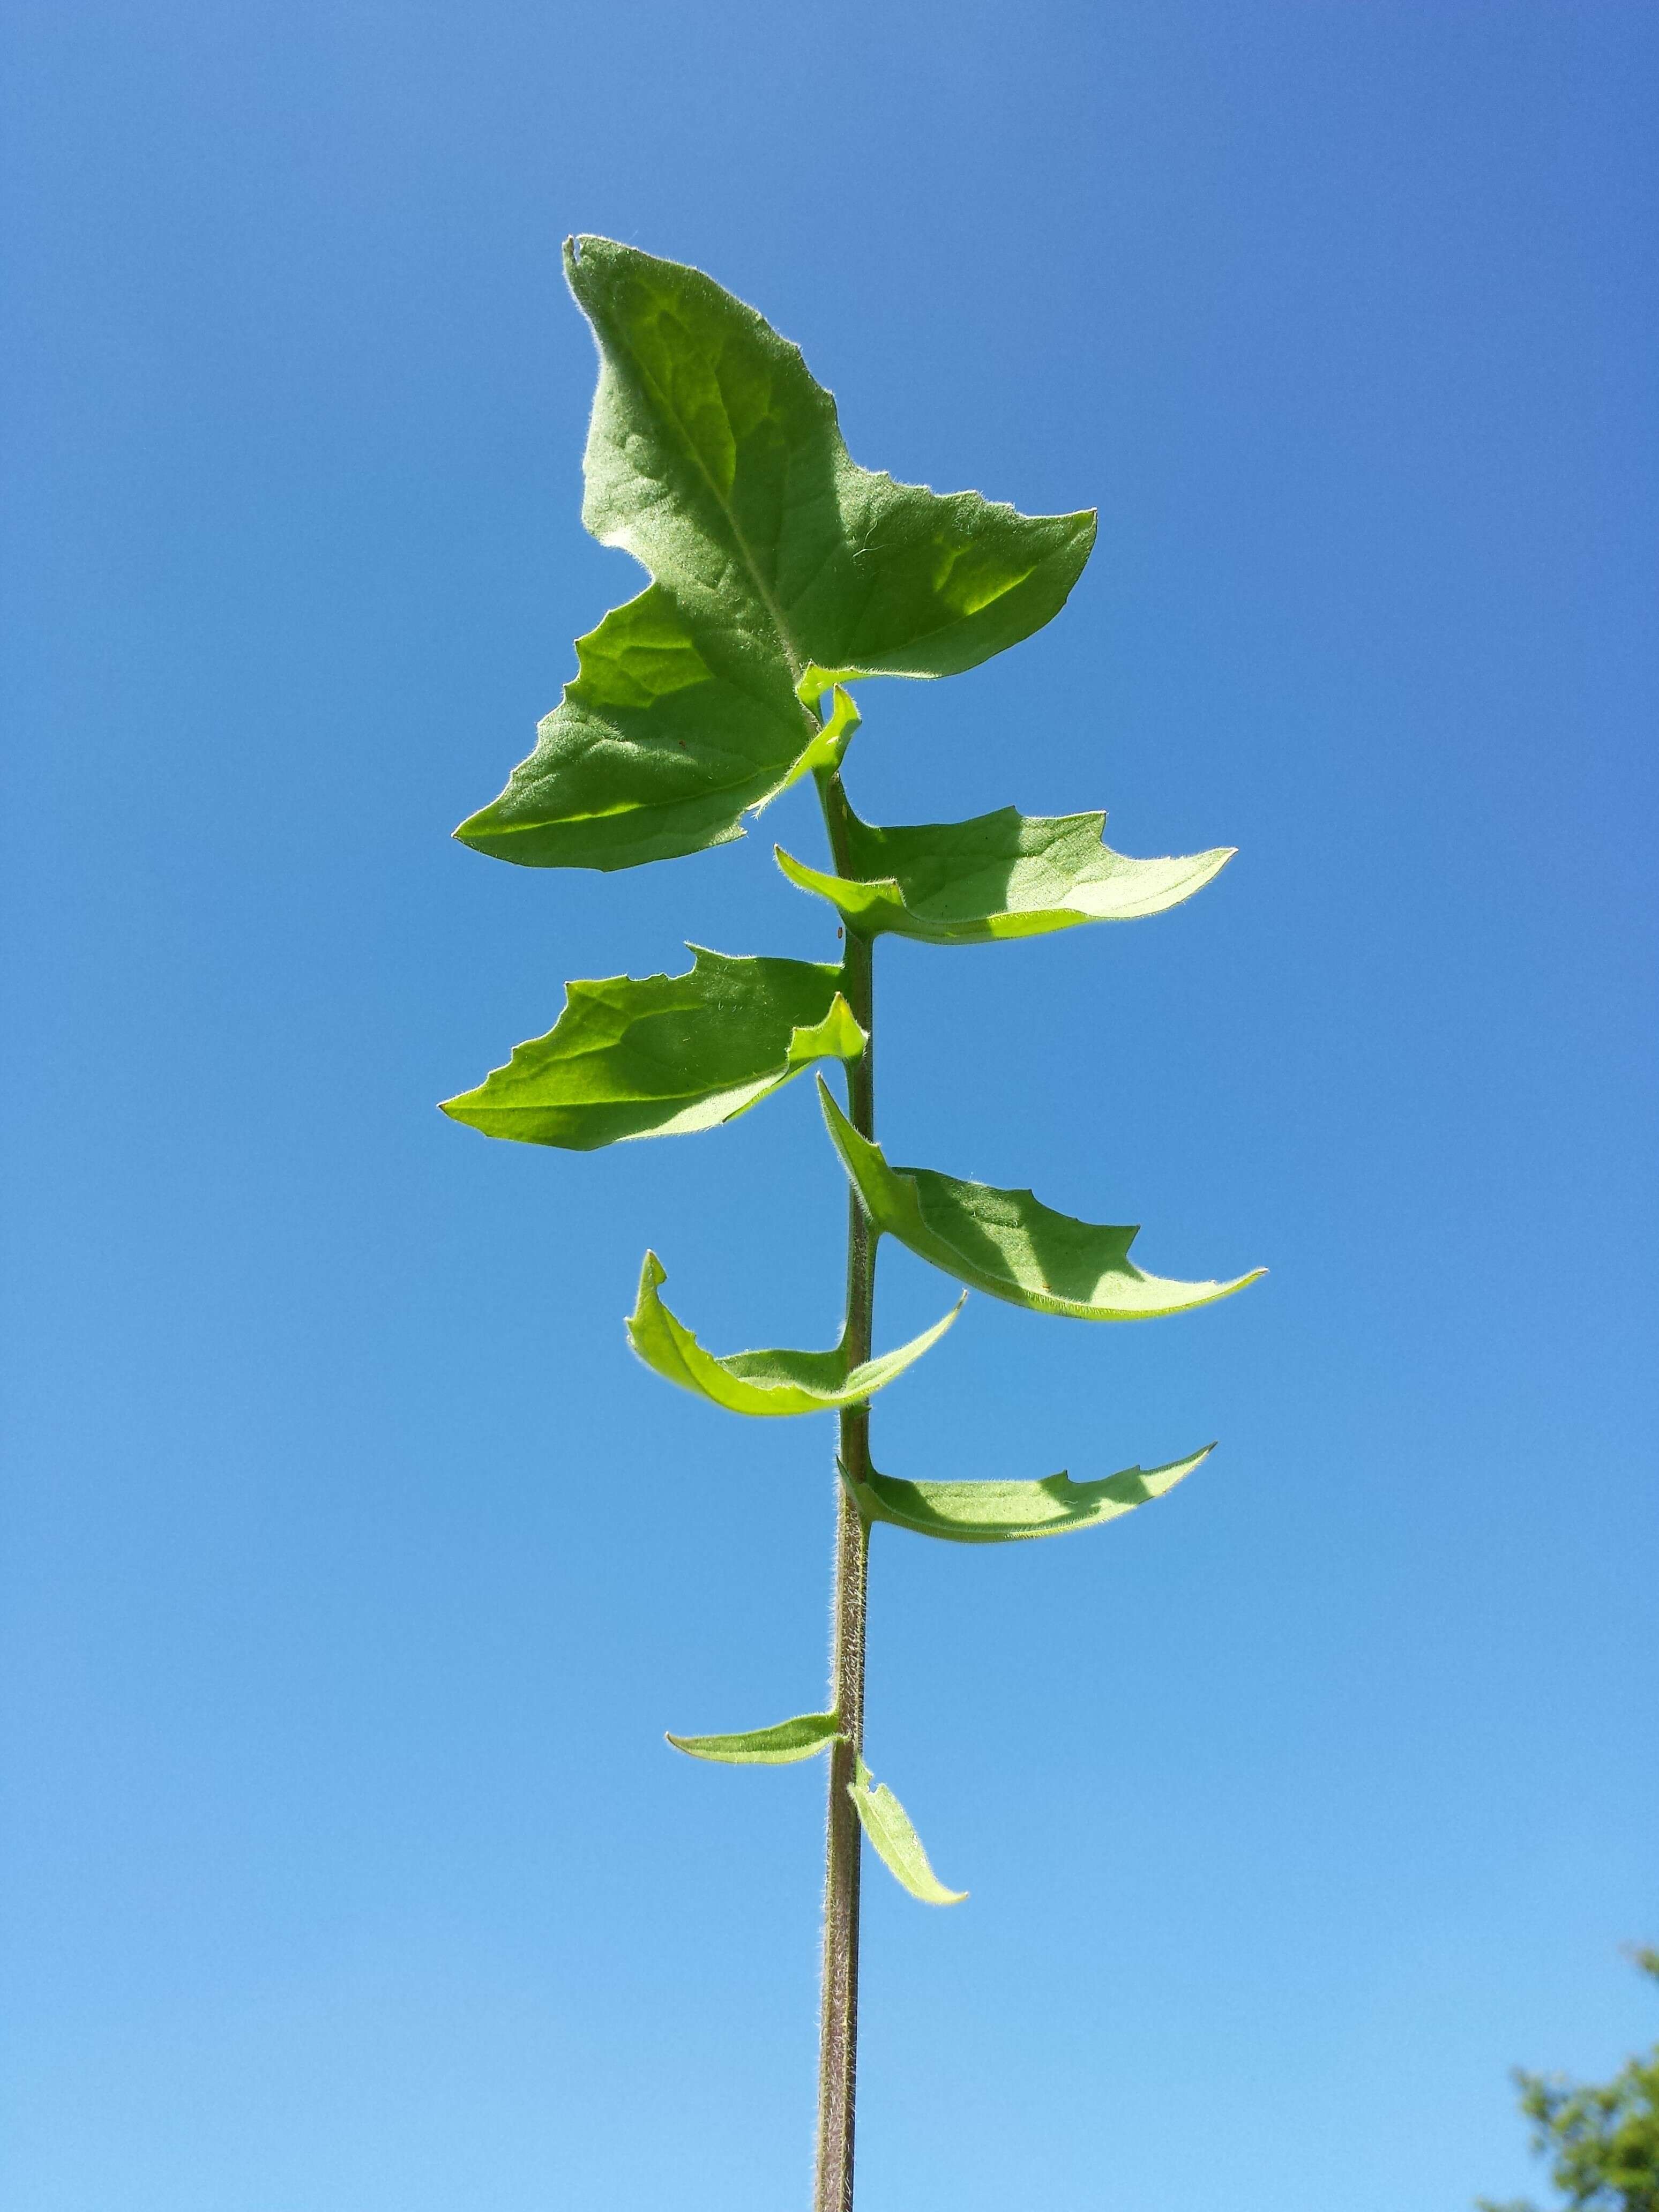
<box><xmin>848</xmin><ymin>1444</ymin><xmax>1214</xmax><ymax>1542</ymax></box>
<box><xmin>627</xmin><ymin>1253</ymin><xmax>962</xmax><ymax>1417</ymax></box>
<box><xmin>850</xmin><ymin>1758</ymin><xmax>966</xmax><ymax>1905</ymax></box>
<box><xmin>819</xmin><ymin>1082</ymin><xmax>1264</xmax><ymax>1320</ymax></box>
<box><xmin>439</xmin><ymin>947</ymin><xmax>863</xmax><ymax>1150</ymax></box>
<box><xmin>455</xmin><ymin>236</ymin><xmax>1096</xmax><ymax>871</ymax></box>
<box><xmin>666</xmin><ymin>1712</ymin><xmax>840</xmax><ymax>1765</ymax></box>
<box><xmin>776</xmin><ymin>805</ymin><xmax>1234</xmax><ymax>945</ymax></box>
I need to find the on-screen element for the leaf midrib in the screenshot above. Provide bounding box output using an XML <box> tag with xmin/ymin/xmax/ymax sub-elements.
<box><xmin>619</xmin><ymin>337</ymin><xmax>820</xmax><ymax>712</ymax></box>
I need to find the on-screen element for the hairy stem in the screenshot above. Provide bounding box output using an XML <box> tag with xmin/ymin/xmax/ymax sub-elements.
<box><xmin>813</xmin><ymin>769</ymin><xmax>875</xmax><ymax>2212</ymax></box>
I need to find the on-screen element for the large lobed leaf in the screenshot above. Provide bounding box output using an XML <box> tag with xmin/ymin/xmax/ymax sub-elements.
<box><xmin>626</xmin><ymin>1252</ymin><xmax>963</xmax><ymax>1417</ymax></box>
<box><xmin>849</xmin><ymin>1444</ymin><xmax>1214</xmax><ymax>1542</ymax></box>
<box><xmin>819</xmin><ymin>1081</ymin><xmax>1264</xmax><ymax>1320</ymax></box>
<box><xmin>778</xmin><ymin>806</ymin><xmax>1233</xmax><ymax>945</ymax></box>
<box><xmin>455</xmin><ymin>237</ymin><xmax>1096</xmax><ymax>871</ymax></box>
<box><xmin>440</xmin><ymin>947</ymin><xmax>863</xmax><ymax>1150</ymax></box>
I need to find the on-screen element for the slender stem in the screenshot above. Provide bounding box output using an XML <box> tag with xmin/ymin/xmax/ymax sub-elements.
<box><xmin>813</xmin><ymin>769</ymin><xmax>875</xmax><ymax>2212</ymax></box>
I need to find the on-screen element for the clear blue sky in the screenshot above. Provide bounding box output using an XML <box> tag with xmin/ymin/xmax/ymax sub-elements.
<box><xmin>3</xmin><ymin>5</ymin><xmax>1654</xmax><ymax>2208</ymax></box>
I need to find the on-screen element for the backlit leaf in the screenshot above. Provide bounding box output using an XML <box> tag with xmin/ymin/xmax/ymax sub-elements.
<box><xmin>776</xmin><ymin>804</ymin><xmax>1233</xmax><ymax>944</ymax></box>
<box><xmin>439</xmin><ymin>947</ymin><xmax>863</xmax><ymax>1150</ymax></box>
<box><xmin>849</xmin><ymin>1758</ymin><xmax>966</xmax><ymax>1905</ymax></box>
<box><xmin>819</xmin><ymin>1081</ymin><xmax>1264</xmax><ymax>1320</ymax></box>
<box><xmin>666</xmin><ymin>1712</ymin><xmax>840</xmax><ymax>1763</ymax></box>
<box><xmin>848</xmin><ymin>1445</ymin><xmax>1213</xmax><ymax>1542</ymax></box>
<box><xmin>626</xmin><ymin>1252</ymin><xmax>963</xmax><ymax>1417</ymax></box>
<box><xmin>455</xmin><ymin>237</ymin><xmax>1095</xmax><ymax>870</ymax></box>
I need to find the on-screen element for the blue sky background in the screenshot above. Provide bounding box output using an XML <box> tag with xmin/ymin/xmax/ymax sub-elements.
<box><xmin>3</xmin><ymin>4</ymin><xmax>1655</xmax><ymax>2208</ymax></box>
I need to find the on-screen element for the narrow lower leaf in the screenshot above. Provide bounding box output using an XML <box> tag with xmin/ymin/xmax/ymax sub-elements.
<box><xmin>667</xmin><ymin>1712</ymin><xmax>841</xmax><ymax>1764</ymax></box>
<box><xmin>850</xmin><ymin>1758</ymin><xmax>966</xmax><ymax>1905</ymax></box>
<box><xmin>440</xmin><ymin>947</ymin><xmax>863</xmax><ymax>1150</ymax></box>
<box><xmin>819</xmin><ymin>1081</ymin><xmax>1264</xmax><ymax>1320</ymax></box>
<box><xmin>626</xmin><ymin>1252</ymin><xmax>963</xmax><ymax>1417</ymax></box>
<box><xmin>848</xmin><ymin>1444</ymin><xmax>1214</xmax><ymax>1542</ymax></box>
<box><xmin>457</xmin><ymin>237</ymin><xmax>1096</xmax><ymax>872</ymax></box>
<box><xmin>777</xmin><ymin>805</ymin><xmax>1233</xmax><ymax>944</ymax></box>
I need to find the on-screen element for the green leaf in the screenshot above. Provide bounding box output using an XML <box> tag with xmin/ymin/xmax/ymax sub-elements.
<box><xmin>791</xmin><ymin>684</ymin><xmax>862</xmax><ymax>780</ymax></box>
<box><xmin>455</xmin><ymin>236</ymin><xmax>1096</xmax><ymax>871</ymax></box>
<box><xmin>666</xmin><ymin>1712</ymin><xmax>840</xmax><ymax>1764</ymax></box>
<box><xmin>626</xmin><ymin>1252</ymin><xmax>963</xmax><ymax>1417</ymax></box>
<box><xmin>776</xmin><ymin>804</ymin><xmax>1234</xmax><ymax>944</ymax></box>
<box><xmin>848</xmin><ymin>1444</ymin><xmax>1214</xmax><ymax>1542</ymax></box>
<box><xmin>819</xmin><ymin>1081</ymin><xmax>1265</xmax><ymax>1320</ymax></box>
<box><xmin>439</xmin><ymin>946</ymin><xmax>863</xmax><ymax>1150</ymax></box>
<box><xmin>849</xmin><ymin>1757</ymin><xmax>966</xmax><ymax>1905</ymax></box>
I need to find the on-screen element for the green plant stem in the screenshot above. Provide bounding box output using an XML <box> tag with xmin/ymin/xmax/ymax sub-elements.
<box><xmin>813</xmin><ymin>769</ymin><xmax>876</xmax><ymax>2212</ymax></box>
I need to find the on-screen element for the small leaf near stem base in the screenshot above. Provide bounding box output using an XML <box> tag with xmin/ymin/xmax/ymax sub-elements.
<box><xmin>849</xmin><ymin>1758</ymin><xmax>967</xmax><ymax>1906</ymax></box>
<box><xmin>667</xmin><ymin>1713</ymin><xmax>841</xmax><ymax>1763</ymax></box>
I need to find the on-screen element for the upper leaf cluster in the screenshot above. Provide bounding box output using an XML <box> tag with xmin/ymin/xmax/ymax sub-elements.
<box><xmin>454</xmin><ymin>236</ymin><xmax>1095</xmax><ymax>871</ymax></box>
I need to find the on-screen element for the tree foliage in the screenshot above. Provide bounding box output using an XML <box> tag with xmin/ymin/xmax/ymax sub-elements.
<box><xmin>1480</xmin><ymin>1951</ymin><xmax>1659</xmax><ymax>2212</ymax></box>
